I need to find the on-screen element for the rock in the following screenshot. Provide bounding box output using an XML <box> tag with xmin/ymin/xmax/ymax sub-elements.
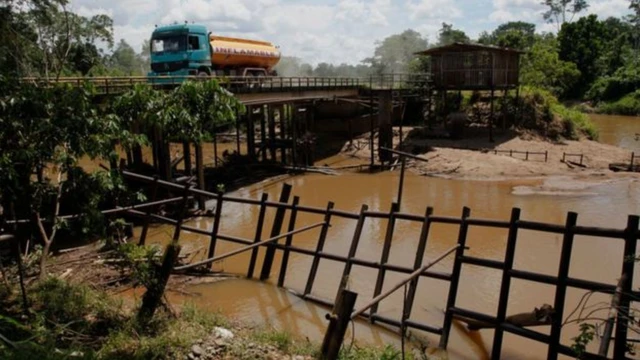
<box><xmin>191</xmin><ymin>345</ymin><xmax>204</xmax><ymax>356</ymax></box>
<box><xmin>293</xmin><ymin>356</ymin><xmax>305</xmax><ymax>360</ymax></box>
<box><xmin>248</xmin><ymin>342</ymin><xmax>255</xmax><ymax>349</ymax></box>
<box><xmin>213</xmin><ymin>327</ymin><xmax>235</xmax><ymax>340</ymax></box>
<box><xmin>187</xmin><ymin>354</ymin><xmax>196</xmax><ymax>360</ymax></box>
<box><xmin>214</xmin><ymin>339</ymin><xmax>227</xmax><ymax>348</ymax></box>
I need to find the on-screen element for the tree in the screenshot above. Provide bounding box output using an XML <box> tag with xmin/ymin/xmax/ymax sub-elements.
<box><xmin>520</xmin><ymin>34</ymin><xmax>581</xmax><ymax>96</ymax></box>
<box><xmin>363</xmin><ymin>29</ymin><xmax>428</xmax><ymax>74</ymax></box>
<box><xmin>109</xmin><ymin>39</ymin><xmax>145</xmax><ymax>75</ymax></box>
<box><xmin>437</xmin><ymin>23</ymin><xmax>469</xmax><ymax>46</ymax></box>
<box><xmin>478</xmin><ymin>22</ymin><xmax>537</xmax><ymax>49</ymax></box>
<box><xmin>0</xmin><ymin>79</ymin><xmax>142</xmax><ymax>278</ymax></box>
<box><xmin>558</xmin><ymin>14</ymin><xmax>606</xmax><ymax>95</ymax></box>
<box><xmin>541</xmin><ymin>0</ymin><xmax>589</xmax><ymax>31</ymax></box>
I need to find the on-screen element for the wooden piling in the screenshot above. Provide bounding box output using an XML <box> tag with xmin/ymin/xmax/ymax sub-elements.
<box><xmin>278</xmin><ymin>196</ymin><xmax>300</xmax><ymax>287</ymax></box>
<box><xmin>404</xmin><ymin>207</ymin><xmax>434</xmax><ymax>319</ymax></box>
<box><xmin>260</xmin><ymin>105</ymin><xmax>268</xmax><ymax>162</ymax></box>
<box><xmin>304</xmin><ymin>202</ymin><xmax>335</xmax><ymax>296</ymax></box>
<box><xmin>440</xmin><ymin>207</ymin><xmax>471</xmax><ymax>349</ymax></box>
<box><xmin>369</xmin><ymin>80</ymin><xmax>375</xmax><ymax>168</ymax></box>
<box><xmin>491</xmin><ymin>208</ymin><xmax>521</xmax><ymax>360</ymax></box>
<box><xmin>292</xmin><ymin>105</ymin><xmax>298</xmax><ymax>166</ymax></box>
<box><xmin>246</xmin><ymin>108</ymin><xmax>257</xmax><ymax>161</ymax></box>
<box><xmin>260</xmin><ymin>184</ymin><xmax>292</xmax><ymax>280</ymax></box>
<box><xmin>138</xmin><ymin>176</ymin><xmax>159</xmax><ymax>246</ymax></box>
<box><xmin>195</xmin><ymin>144</ymin><xmax>205</xmax><ymax>211</ymax></box>
<box><xmin>267</xmin><ymin>105</ymin><xmax>277</xmax><ymax>161</ymax></box>
<box><xmin>370</xmin><ymin>202</ymin><xmax>400</xmax><ymax>318</ymax></box>
<box><xmin>397</xmin><ymin>157</ymin><xmax>407</xmax><ymax>209</ymax></box>
<box><xmin>206</xmin><ymin>192</ymin><xmax>224</xmax><ymax>267</ymax></box>
<box><xmin>336</xmin><ymin>204</ymin><xmax>369</xmax><ymax>299</ymax></box>
<box><xmin>489</xmin><ymin>88</ymin><xmax>495</xmax><ymax>143</ymax></box>
<box><xmin>235</xmin><ymin>109</ymin><xmax>241</xmax><ymax>155</ymax></box>
<box><xmin>213</xmin><ymin>134</ymin><xmax>219</xmax><ymax>168</ymax></box>
<box><xmin>280</xmin><ymin>105</ymin><xmax>287</xmax><ymax>164</ymax></box>
<box><xmin>321</xmin><ymin>289</ymin><xmax>358</xmax><ymax>360</ymax></box>
<box><xmin>183</xmin><ymin>142</ymin><xmax>192</xmax><ymax>175</ymax></box>
<box><xmin>548</xmin><ymin>212</ymin><xmax>578</xmax><ymax>360</ymax></box>
<box><xmin>247</xmin><ymin>193</ymin><xmax>269</xmax><ymax>278</ymax></box>
<box><xmin>613</xmin><ymin>215</ymin><xmax>639</xmax><ymax>359</ymax></box>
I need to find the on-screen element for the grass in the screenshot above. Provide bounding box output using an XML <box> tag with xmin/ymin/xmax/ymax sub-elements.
<box><xmin>0</xmin><ymin>278</ymin><xmax>418</xmax><ymax>360</ymax></box>
<box><xmin>598</xmin><ymin>91</ymin><xmax>640</xmax><ymax>116</ymax></box>
<box><xmin>520</xmin><ymin>86</ymin><xmax>599</xmax><ymax>140</ymax></box>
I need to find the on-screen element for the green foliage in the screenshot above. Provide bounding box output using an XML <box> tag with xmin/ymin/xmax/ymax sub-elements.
<box><xmin>363</xmin><ymin>30</ymin><xmax>429</xmax><ymax>75</ymax></box>
<box><xmin>339</xmin><ymin>344</ymin><xmax>412</xmax><ymax>360</ymax></box>
<box><xmin>542</xmin><ymin>0</ymin><xmax>590</xmax><ymax>30</ymax></box>
<box><xmin>116</xmin><ymin>243</ymin><xmax>161</xmax><ymax>288</ymax></box>
<box><xmin>586</xmin><ymin>64</ymin><xmax>640</xmax><ymax>102</ymax></box>
<box><xmin>437</xmin><ymin>23</ymin><xmax>470</xmax><ymax>46</ymax></box>
<box><xmin>520</xmin><ymin>35</ymin><xmax>581</xmax><ymax>97</ymax></box>
<box><xmin>478</xmin><ymin>21</ymin><xmax>537</xmax><ymax>49</ymax></box>
<box><xmin>598</xmin><ymin>91</ymin><xmax>640</xmax><ymax>116</ymax></box>
<box><xmin>571</xmin><ymin>323</ymin><xmax>595</xmax><ymax>357</ymax></box>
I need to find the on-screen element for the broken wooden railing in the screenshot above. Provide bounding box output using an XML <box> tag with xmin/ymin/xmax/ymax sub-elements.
<box><xmin>119</xmin><ymin>170</ymin><xmax>640</xmax><ymax>360</ymax></box>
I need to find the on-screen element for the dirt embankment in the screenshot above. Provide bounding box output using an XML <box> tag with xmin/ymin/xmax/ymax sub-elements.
<box><xmin>342</xmin><ymin>127</ymin><xmax>638</xmax><ymax>181</ymax></box>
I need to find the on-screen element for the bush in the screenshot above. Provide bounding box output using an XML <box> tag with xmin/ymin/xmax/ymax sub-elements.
<box><xmin>598</xmin><ymin>91</ymin><xmax>640</xmax><ymax>116</ymax></box>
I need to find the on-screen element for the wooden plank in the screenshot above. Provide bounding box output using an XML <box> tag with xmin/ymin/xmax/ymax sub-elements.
<box><xmin>138</xmin><ymin>176</ymin><xmax>159</xmax><ymax>246</ymax></box>
<box><xmin>206</xmin><ymin>192</ymin><xmax>224</xmax><ymax>268</ymax></box>
<box><xmin>336</xmin><ymin>204</ymin><xmax>369</xmax><ymax>299</ymax></box>
<box><xmin>548</xmin><ymin>212</ymin><xmax>578</xmax><ymax>360</ymax></box>
<box><xmin>440</xmin><ymin>207</ymin><xmax>471</xmax><ymax>349</ymax></box>
<box><xmin>491</xmin><ymin>208</ymin><xmax>521</xmax><ymax>360</ymax></box>
<box><xmin>278</xmin><ymin>196</ymin><xmax>300</xmax><ymax>287</ymax></box>
<box><xmin>370</xmin><ymin>202</ymin><xmax>400</xmax><ymax>318</ymax></box>
<box><xmin>304</xmin><ymin>202</ymin><xmax>335</xmax><ymax>296</ymax></box>
<box><xmin>260</xmin><ymin>184</ymin><xmax>292</xmax><ymax>280</ymax></box>
<box><xmin>405</xmin><ymin>207</ymin><xmax>434</xmax><ymax>320</ymax></box>
<box><xmin>247</xmin><ymin>193</ymin><xmax>269</xmax><ymax>278</ymax></box>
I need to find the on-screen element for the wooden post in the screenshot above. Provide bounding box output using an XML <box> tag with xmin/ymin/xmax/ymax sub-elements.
<box><xmin>440</xmin><ymin>207</ymin><xmax>471</xmax><ymax>349</ymax></box>
<box><xmin>321</xmin><ymin>289</ymin><xmax>358</xmax><ymax>360</ymax></box>
<box><xmin>370</xmin><ymin>202</ymin><xmax>400</xmax><ymax>318</ymax></box>
<box><xmin>280</xmin><ymin>105</ymin><xmax>287</xmax><ymax>164</ymax></box>
<box><xmin>235</xmin><ymin>109</ymin><xmax>242</xmax><ymax>155</ymax></box>
<box><xmin>369</xmin><ymin>79</ymin><xmax>375</xmax><ymax>169</ymax></box>
<box><xmin>267</xmin><ymin>105</ymin><xmax>277</xmax><ymax>161</ymax></box>
<box><xmin>304</xmin><ymin>202</ymin><xmax>335</xmax><ymax>296</ymax></box>
<box><xmin>206</xmin><ymin>192</ymin><xmax>224</xmax><ymax>267</ymax></box>
<box><xmin>548</xmin><ymin>212</ymin><xmax>578</xmax><ymax>360</ymax></box>
<box><xmin>137</xmin><ymin>241</ymin><xmax>181</xmax><ymax>323</ymax></box>
<box><xmin>247</xmin><ymin>193</ymin><xmax>269</xmax><ymax>278</ymax></box>
<box><xmin>397</xmin><ymin>157</ymin><xmax>407</xmax><ymax>209</ymax></box>
<box><xmin>630</xmin><ymin>152</ymin><xmax>636</xmax><ymax>171</ymax></box>
<box><xmin>139</xmin><ymin>176</ymin><xmax>159</xmax><ymax>246</ymax></box>
<box><xmin>489</xmin><ymin>88</ymin><xmax>495</xmax><ymax>143</ymax></box>
<box><xmin>278</xmin><ymin>196</ymin><xmax>300</xmax><ymax>287</ymax></box>
<box><xmin>613</xmin><ymin>215</ymin><xmax>639</xmax><ymax>359</ymax></box>
<box><xmin>336</xmin><ymin>205</ymin><xmax>369</xmax><ymax>299</ymax></box>
<box><xmin>183</xmin><ymin>142</ymin><xmax>192</xmax><ymax>175</ymax></box>
<box><xmin>378</xmin><ymin>91</ymin><xmax>393</xmax><ymax>163</ymax></box>
<box><xmin>138</xmin><ymin>184</ymin><xmax>190</xmax><ymax>324</ymax></box>
<box><xmin>404</xmin><ymin>207</ymin><xmax>434</xmax><ymax>319</ymax></box>
<box><xmin>260</xmin><ymin>105</ymin><xmax>267</xmax><ymax>162</ymax></box>
<box><xmin>526</xmin><ymin>151</ymin><xmax>529</xmax><ymax>161</ymax></box>
<box><xmin>213</xmin><ymin>134</ymin><xmax>219</xmax><ymax>168</ymax></box>
<box><xmin>292</xmin><ymin>105</ymin><xmax>298</xmax><ymax>166</ymax></box>
<box><xmin>599</xmin><ymin>274</ymin><xmax>626</xmax><ymax>356</ymax></box>
<box><xmin>260</xmin><ymin>184</ymin><xmax>292</xmax><ymax>280</ymax></box>
<box><xmin>563</xmin><ymin>153</ymin><xmax>566</xmax><ymax>163</ymax></box>
<box><xmin>246</xmin><ymin>108</ymin><xmax>256</xmax><ymax>161</ymax></box>
<box><xmin>195</xmin><ymin>144</ymin><xmax>206</xmax><ymax>211</ymax></box>
<box><xmin>491</xmin><ymin>208</ymin><xmax>521</xmax><ymax>360</ymax></box>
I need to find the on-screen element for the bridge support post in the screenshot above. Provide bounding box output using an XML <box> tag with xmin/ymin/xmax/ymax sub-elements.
<box><xmin>378</xmin><ymin>91</ymin><xmax>393</xmax><ymax>164</ymax></box>
<box><xmin>267</xmin><ymin>105</ymin><xmax>277</xmax><ymax>161</ymax></box>
<box><xmin>246</xmin><ymin>107</ymin><xmax>257</xmax><ymax>162</ymax></box>
<box><xmin>277</xmin><ymin>105</ymin><xmax>287</xmax><ymax>164</ymax></box>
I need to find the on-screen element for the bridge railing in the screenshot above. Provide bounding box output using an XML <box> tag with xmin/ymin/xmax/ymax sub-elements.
<box><xmin>19</xmin><ymin>73</ymin><xmax>433</xmax><ymax>95</ymax></box>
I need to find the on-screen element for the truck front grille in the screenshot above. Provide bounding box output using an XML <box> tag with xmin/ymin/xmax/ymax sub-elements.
<box><xmin>151</xmin><ymin>60</ymin><xmax>190</xmax><ymax>73</ymax></box>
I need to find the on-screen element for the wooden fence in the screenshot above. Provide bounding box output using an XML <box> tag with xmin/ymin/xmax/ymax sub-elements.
<box><xmin>120</xmin><ymin>170</ymin><xmax>640</xmax><ymax>360</ymax></box>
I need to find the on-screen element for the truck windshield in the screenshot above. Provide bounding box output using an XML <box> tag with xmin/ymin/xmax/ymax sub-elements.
<box><xmin>151</xmin><ymin>35</ymin><xmax>186</xmax><ymax>54</ymax></box>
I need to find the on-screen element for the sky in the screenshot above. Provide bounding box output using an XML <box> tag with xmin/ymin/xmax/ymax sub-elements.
<box><xmin>70</xmin><ymin>0</ymin><xmax>634</xmax><ymax>65</ymax></box>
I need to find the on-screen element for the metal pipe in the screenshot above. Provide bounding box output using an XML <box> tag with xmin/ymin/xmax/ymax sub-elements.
<box><xmin>174</xmin><ymin>221</ymin><xmax>326</xmax><ymax>271</ymax></box>
<box><xmin>351</xmin><ymin>244</ymin><xmax>460</xmax><ymax>320</ymax></box>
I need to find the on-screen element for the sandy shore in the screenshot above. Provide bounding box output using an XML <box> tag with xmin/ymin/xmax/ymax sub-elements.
<box><xmin>341</xmin><ymin>127</ymin><xmax>639</xmax><ymax>182</ymax></box>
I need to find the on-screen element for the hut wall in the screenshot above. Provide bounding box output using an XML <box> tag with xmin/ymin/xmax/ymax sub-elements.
<box><xmin>431</xmin><ymin>51</ymin><xmax>520</xmax><ymax>89</ymax></box>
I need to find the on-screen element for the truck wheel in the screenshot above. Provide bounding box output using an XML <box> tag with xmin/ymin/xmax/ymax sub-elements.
<box><xmin>197</xmin><ymin>71</ymin><xmax>209</xmax><ymax>79</ymax></box>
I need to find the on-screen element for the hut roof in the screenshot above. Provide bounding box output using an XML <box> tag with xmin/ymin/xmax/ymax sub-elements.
<box><xmin>415</xmin><ymin>42</ymin><xmax>526</xmax><ymax>56</ymax></box>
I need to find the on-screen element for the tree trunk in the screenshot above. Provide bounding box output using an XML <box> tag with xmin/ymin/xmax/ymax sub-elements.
<box><xmin>137</xmin><ymin>241</ymin><xmax>181</xmax><ymax>324</ymax></box>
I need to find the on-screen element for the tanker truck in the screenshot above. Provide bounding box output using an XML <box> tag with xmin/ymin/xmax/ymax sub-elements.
<box><xmin>148</xmin><ymin>23</ymin><xmax>281</xmax><ymax>80</ymax></box>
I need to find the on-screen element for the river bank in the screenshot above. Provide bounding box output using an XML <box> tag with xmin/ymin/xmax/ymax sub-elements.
<box><xmin>341</xmin><ymin>125</ymin><xmax>638</xmax><ymax>182</ymax></box>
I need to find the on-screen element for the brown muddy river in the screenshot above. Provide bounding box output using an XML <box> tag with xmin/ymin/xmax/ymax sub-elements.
<box><xmin>139</xmin><ymin>114</ymin><xmax>640</xmax><ymax>359</ymax></box>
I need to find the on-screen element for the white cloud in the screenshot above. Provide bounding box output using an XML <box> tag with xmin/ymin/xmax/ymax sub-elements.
<box><xmin>68</xmin><ymin>0</ymin><xmax>633</xmax><ymax>66</ymax></box>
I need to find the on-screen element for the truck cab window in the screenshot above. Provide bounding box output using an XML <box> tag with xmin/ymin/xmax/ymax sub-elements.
<box><xmin>188</xmin><ymin>36</ymin><xmax>200</xmax><ymax>50</ymax></box>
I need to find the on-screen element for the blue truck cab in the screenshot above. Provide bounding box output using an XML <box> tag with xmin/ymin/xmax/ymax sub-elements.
<box><xmin>148</xmin><ymin>23</ymin><xmax>211</xmax><ymax>81</ymax></box>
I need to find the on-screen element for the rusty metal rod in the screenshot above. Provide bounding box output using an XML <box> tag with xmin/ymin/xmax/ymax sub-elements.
<box><xmin>351</xmin><ymin>244</ymin><xmax>461</xmax><ymax>320</ymax></box>
<box><xmin>174</xmin><ymin>221</ymin><xmax>326</xmax><ymax>271</ymax></box>
<box><xmin>381</xmin><ymin>147</ymin><xmax>429</xmax><ymax>163</ymax></box>
<box><xmin>598</xmin><ymin>274</ymin><xmax>627</xmax><ymax>356</ymax></box>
